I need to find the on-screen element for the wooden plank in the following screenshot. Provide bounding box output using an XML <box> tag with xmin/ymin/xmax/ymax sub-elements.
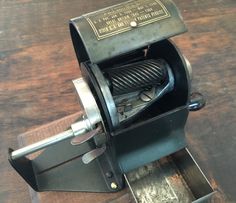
<box><xmin>0</xmin><ymin>0</ymin><xmax>236</xmax><ymax>202</ymax></box>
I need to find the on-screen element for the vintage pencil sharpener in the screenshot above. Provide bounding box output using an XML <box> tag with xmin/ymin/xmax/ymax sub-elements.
<box><xmin>9</xmin><ymin>0</ymin><xmax>215</xmax><ymax>202</ymax></box>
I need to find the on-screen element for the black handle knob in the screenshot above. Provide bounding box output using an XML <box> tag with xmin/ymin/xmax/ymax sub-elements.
<box><xmin>189</xmin><ymin>92</ymin><xmax>206</xmax><ymax>111</ymax></box>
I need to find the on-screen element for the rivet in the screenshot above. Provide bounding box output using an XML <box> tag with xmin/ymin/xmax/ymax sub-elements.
<box><xmin>111</xmin><ymin>182</ymin><xmax>118</xmax><ymax>189</ymax></box>
<box><xmin>105</xmin><ymin>171</ymin><xmax>113</xmax><ymax>178</ymax></box>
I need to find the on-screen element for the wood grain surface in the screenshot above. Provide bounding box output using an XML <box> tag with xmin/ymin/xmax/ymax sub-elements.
<box><xmin>0</xmin><ymin>0</ymin><xmax>236</xmax><ymax>202</ymax></box>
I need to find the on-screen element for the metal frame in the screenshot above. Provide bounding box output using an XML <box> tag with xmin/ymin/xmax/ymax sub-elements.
<box><xmin>9</xmin><ymin>138</ymin><xmax>123</xmax><ymax>192</ymax></box>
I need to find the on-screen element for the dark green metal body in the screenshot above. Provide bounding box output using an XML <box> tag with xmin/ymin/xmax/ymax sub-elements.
<box><xmin>70</xmin><ymin>0</ymin><xmax>187</xmax><ymax>64</ymax></box>
<box><xmin>9</xmin><ymin>1</ymin><xmax>214</xmax><ymax>202</ymax></box>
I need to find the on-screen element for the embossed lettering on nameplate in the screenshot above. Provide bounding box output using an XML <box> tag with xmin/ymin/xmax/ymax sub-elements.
<box><xmin>84</xmin><ymin>0</ymin><xmax>171</xmax><ymax>40</ymax></box>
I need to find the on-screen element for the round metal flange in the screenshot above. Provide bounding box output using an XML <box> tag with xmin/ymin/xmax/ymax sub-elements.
<box><xmin>79</xmin><ymin>62</ymin><xmax>119</xmax><ymax>130</ymax></box>
<box><xmin>183</xmin><ymin>55</ymin><xmax>192</xmax><ymax>81</ymax></box>
<box><xmin>73</xmin><ymin>78</ymin><xmax>103</xmax><ymax>128</ymax></box>
<box><xmin>90</xmin><ymin>64</ymin><xmax>119</xmax><ymax>128</ymax></box>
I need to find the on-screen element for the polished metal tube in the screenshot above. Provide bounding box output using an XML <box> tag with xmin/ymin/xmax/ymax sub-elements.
<box><xmin>11</xmin><ymin>130</ymin><xmax>74</xmax><ymax>160</ymax></box>
<box><xmin>11</xmin><ymin>119</ymin><xmax>89</xmax><ymax>160</ymax></box>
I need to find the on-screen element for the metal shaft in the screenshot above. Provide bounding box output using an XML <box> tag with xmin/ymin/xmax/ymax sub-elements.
<box><xmin>11</xmin><ymin>118</ymin><xmax>89</xmax><ymax>160</ymax></box>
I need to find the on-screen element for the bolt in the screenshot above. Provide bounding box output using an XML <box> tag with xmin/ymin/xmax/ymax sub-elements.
<box><xmin>130</xmin><ymin>21</ymin><xmax>138</xmax><ymax>28</ymax></box>
<box><xmin>111</xmin><ymin>182</ymin><xmax>118</xmax><ymax>190</ymax></box>
<box><xmin>117</xmin><ymin>106</ymin><xmax>124</xmax><ymax>115</ymax></box>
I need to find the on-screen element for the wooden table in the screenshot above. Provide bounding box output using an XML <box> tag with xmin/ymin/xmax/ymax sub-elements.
<box><xmin>0</xmin><ymin>0</ymin><xmax>235</xmax><ymax>202</ymax></box>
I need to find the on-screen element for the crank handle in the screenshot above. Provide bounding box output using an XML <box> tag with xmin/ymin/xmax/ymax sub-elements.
<box><xmin>10</xmin><ymin>117</ymin><xmax>94</xmax><ymax>160</ymax></box>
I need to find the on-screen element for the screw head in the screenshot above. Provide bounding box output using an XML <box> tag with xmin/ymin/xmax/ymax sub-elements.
<box><xmin>140</xmin><ymin>88</ymin><xmax>156</xmax><ymax>102</ymax></box>
<box><xmin>111</xmin><ymin>182</ymin><xmax>118</xmax><ymax>190</ymax></box>
<box><xmin>140</xmin><ymin>93</ymin><xmax>152</xmax><ymax>102</ymax></box>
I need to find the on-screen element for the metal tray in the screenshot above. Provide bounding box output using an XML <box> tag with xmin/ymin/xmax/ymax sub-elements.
<box><xmin>125</xmin><ymin>148</ymin><xmax>214</xmax><ymax>203</ymax></box>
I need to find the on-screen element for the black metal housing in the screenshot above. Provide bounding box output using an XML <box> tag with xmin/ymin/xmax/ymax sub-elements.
<box><xmin>8</xmin><ymin>2</ymin><xmax>213</xmax><ymax>201</ymax></box>
<box><xmin>79</xmin><ymin>39</ymin><xmax>190</xmax><ymax>173</ymax></box>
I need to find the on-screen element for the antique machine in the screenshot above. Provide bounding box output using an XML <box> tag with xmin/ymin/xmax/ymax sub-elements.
<box><xmin>9</xmin><ymin>0</ymin><xmax>214</xmax><ymax>202</ymax></box>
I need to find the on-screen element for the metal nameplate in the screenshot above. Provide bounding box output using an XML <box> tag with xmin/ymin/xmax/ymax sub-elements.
<box><xmin>85</xmin><ymin>0</ymin><xmax>171</xmax><ymax>40</ymax></box>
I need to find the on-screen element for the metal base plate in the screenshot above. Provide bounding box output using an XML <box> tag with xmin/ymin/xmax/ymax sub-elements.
<box><xmin>9</xmin><ymin>137</ymin><xmax>123</xmax><ymax>192</ymax></box>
